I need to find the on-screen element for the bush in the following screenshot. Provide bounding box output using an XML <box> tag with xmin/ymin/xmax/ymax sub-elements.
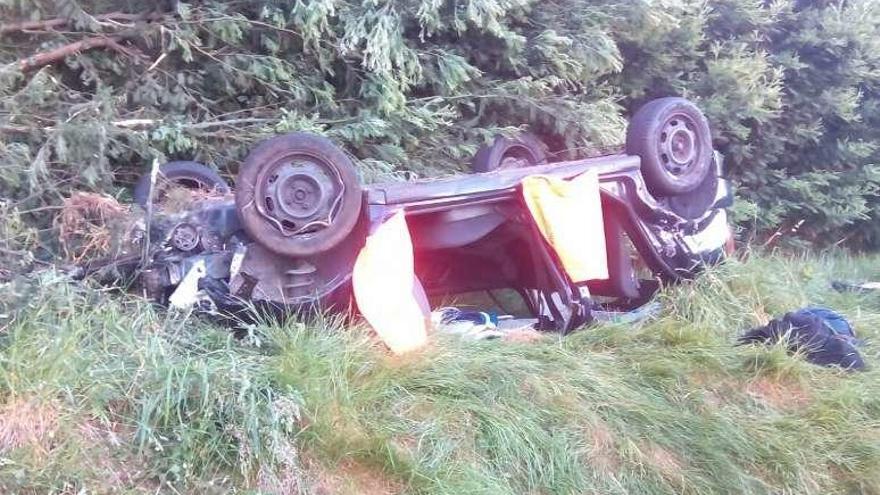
<box><xmin>617</xmin><ymin>0</ymin><xmax>880</xmax><ymax>246</ymax></box>
<box><xmin>1</xmin><ymin>0</ymin><xmax>879</xmax><ymax>253</ymax></box>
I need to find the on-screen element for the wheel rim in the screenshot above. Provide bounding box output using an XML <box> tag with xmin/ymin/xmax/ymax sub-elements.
<box><xmin>254</xmin><ymin>155</ymin><xmax>345</xmax><ymax>236</ymax></box>
<box><xmin>658</xmin><ymin>113</ymin><xmax>700</xmax><ymax>176</ymax></box>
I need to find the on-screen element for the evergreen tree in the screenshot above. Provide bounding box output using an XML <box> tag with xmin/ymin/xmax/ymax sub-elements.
<box><xmin>2</xmin><ymin>0</ymin><xmax>880</xmax><ymax>259</ymax></box>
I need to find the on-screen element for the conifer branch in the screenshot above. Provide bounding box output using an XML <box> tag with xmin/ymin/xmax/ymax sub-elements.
<box><xmin>0</xmin><ymin>11</ymin><xmax>163</xmax><ymax>35</ymax></box>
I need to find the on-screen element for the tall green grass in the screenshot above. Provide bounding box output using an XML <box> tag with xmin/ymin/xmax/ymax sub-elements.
<box><xmin>1</xmin><ymin>253</ymin><xmax>879</xmax><ymax>494</ymax></box>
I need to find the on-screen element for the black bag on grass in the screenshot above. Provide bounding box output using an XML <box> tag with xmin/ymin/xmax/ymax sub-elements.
<box><xmin>738</xmin><ymin>307</ymin><xmax>865</xmax><ymax>371</ymax></box>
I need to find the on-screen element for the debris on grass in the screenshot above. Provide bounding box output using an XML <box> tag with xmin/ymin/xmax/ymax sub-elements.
<box><xmin>639</xmin><ymin>441</ymin><xmax>686</xmax><ymax>485</ymax></box>
<box><xmin>151</xmin><ymin>183</ymin><xmax>233</xmax><ymax>214</ymax></box>
<box><xmin>56</xmin><ymin>192</ymin><xmax>132</xmax><ymax>263</ymax></box>
<box><xmin>308</xmin><ymin>458</ymin><xmax>403</xmax><ymax>495</ymax></box>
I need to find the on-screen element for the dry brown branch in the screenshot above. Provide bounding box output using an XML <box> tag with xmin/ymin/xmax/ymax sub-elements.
<box><xmin>0</xmin><ymin>125</ymin><xmax>32</xmax><ymax>133</ymax></box>
<box><xmin>1</xmin><ymin>117</ymin><xmax>273</xmax><ymax>134</ymax></box>
<box><xmin>16</xmin><ymin>35</ymin><xmax>143</xmax><ymax>72</ymax></box>
<box><xmin>0</xmin><ymin>12</ymin><xmax>163</xmax><ymax>35</ymax></box>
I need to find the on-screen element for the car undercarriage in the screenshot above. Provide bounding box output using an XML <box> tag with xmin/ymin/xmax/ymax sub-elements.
<box><xmin>78</xmin><ymin>97</ymin><xmax>734</xmax><ymax>333</ymax></box>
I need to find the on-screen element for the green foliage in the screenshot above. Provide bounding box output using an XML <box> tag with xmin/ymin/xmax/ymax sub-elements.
<box><xmin>617</xmin><ymin>0</ymin><xmax>880</xmax><ymax>245</ymax></box>
<box><xmin>1</xmin><ymin>0</ymin><xmax>880</xmax><ymax>252</ymax></box>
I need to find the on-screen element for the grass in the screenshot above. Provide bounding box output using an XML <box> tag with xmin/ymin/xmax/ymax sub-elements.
<box><xmin>1</xmin><ymin>252</ymin><xmax>880</xmax><ymax>494</ymax></box>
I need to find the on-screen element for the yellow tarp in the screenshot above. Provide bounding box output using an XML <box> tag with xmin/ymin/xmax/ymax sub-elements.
<box><xmin>352</xmin><ymin>211</ymin><xmax>429</xmax><ymax>354</ymax></box>
<box><xmin>521</xmin><ymin>171</ymin><xmax>609</xmax><ymax>282</ymax></box>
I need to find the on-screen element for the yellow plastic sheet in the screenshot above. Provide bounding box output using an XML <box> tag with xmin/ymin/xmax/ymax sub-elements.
<box><xmin>352</xmin><ymin>211</ymin><xmax>429</xmax><ymax>354</ymax></box>
<box><xmin>521</xmin><ymin>171</ymin><xmax>609</xmax><ymax>282</ymax></box>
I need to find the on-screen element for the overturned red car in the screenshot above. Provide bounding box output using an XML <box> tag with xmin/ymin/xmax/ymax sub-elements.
<box><xmin>86</xmin><ymin>97</ymin><xmax>733</xmax><ymax>333</ymax></box>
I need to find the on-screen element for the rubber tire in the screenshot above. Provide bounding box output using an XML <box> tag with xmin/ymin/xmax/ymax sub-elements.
<box><xmin>133</xmin><ymin>161</ymin><xmax>230</xmax><ymax>207</ymax></box>
<box><xmin>471</xmin><ymin>133</ymin><xmax>548</xmax><ymax>173</ymax></box>
<box><xmin>626</xmin><ymin>97</ymin><xmax>713</xmax><ymax>197</ymax></box>
<box><xmin>668</xmin><ymin>171</ymin><xmax>719</xmax><ymax>220</ymax></box>
<box><xmin>235</xmin><ymin>132</ymin><xmax>363</xmax><ymax>258</ymax></box>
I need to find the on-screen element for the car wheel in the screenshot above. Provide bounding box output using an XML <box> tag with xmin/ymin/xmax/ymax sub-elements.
<box><xmin>133</xmin><ymin>161</ymin><xmax>230</xmax><ymax>207</ymax></box>
<box><xmin>668</xmin><ymin>171</ymin><xmax>719</xmax><ymax>220</ymax></box>
<box><xmin>471</xmin><ymin>133</ymin><xmax>548</xmax><ymax>173</ymax></box>
<box><xmin>235</xmin><ymin>132</ymin><xmax>363</xmax><ymax>258</ymax></box>
<box><xmin>626</xmin><ymin>97</ymin><xmax>713</xmax><ymax>196</ymax></box>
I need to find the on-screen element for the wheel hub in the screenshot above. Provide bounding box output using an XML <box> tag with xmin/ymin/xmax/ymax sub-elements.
<box><xmin>659</xmin><ymin>115</ymin><xmax>699</xmax><ymax>175</ymax></box>
<box><xmin>258</xmin><ymin>158</ymin><xmax>342</xmax><ymax>234</ymax></box>
<box><xmin>170</xmin><ymin>223</ymin><xmax>200</xmax><ymax>251</ymax></box>
<box><xmin>276</xmin><ymin>173</ymin><xmax>324</xmax><ymax>219</ymax></box>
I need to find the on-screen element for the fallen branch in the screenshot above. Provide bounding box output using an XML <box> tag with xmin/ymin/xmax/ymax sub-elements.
<box><xmin>187</xmin><ymin>117</ymin><xmax>277</xmax><ymax>130</ymax></box>
<box><xmin>113</xmin><ymin>117</ymin><xmax>275</xmax><ymax>129</ymax></box>
<box><xmin>2</xmin><ymin>117</ymin><xmax>275</xmax><ymax>134</ymax></box>
<box><xmin>16</xmin><ymin>35</ymin><xmax>142</xmax><ymax>72</ymax></box>
<box><xmin>0</xmin><ymin>12</ymin><xmax>163</xmax><ymax>35</ymax></box>
<box><xmin>111</xmin><ymin>119</ymin><xmax>159</xmax><ymax>129</ymax></box>
<box><xmin>0</xmin><ymin>125</ymin><xmax>32</xmax><ymax>133</ymax></box>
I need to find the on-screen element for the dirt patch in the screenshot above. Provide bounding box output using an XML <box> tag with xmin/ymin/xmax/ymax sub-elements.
<box><xmin>0</xmin><ymin>396</ymin><xmax>60</xmax><ymax>456</ymax></box>
<box><xmin>257</xmin><ymin>465</ymin><xmax>302</xmax><ymax>495</ymax></box>
<box><xmin>0</xmin><ymin>400</ymin><xmax>158</xmax><ymax>492</ymax></box>
<box><xmin>698</xmin><ymin>384</ymin><xmax>725</xmax><ymax>409</ymax></box>
<box><xmin>639</xmin><ymin>441</ymin><xmax>686</xmax><ymax>484</ymax></box>
<box><xmin>585</xmin><ymin>419</ymin><xmax>620</xmax><ymax>474</ymax></box>
<box><xmin>745</xmin><ymin>376</ymin><xmax>812</xmax><ymax>410</ymax></box>
<box><xmin>689</xmin><ymin>372</ymin><xmax>741</xmax><ymax>410</ymax></box>
<box><xmin>75</xmin><ymin>418</ymin><xmax>157</xmax><ymax>492</ymax></box>
<box><xmin>307</xmin><ymin>456</ymin><xmax>403</xmax><ymax>495</ymax></box>
<box><xmin>255</xmin><ymin>436</ymin><xmax>303</xmax><ymax>495</ymax></box>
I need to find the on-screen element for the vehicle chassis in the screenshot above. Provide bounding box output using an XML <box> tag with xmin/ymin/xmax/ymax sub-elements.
<box><xmin>102</xmin><ymin>146</ymin><xmax>731</xmax><ymax>334</ymax></box>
